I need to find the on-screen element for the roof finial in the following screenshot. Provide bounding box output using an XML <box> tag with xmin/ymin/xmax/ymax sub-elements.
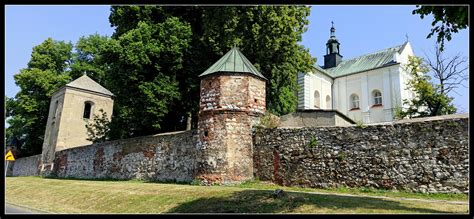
<box><xmin>405</xmin><ymin>34</ymin><xmax>409</xmax><ymax>42</ymax></box>
<box><xmin>83</xmin><ymin>71</ymin><xmax>87</xmax><ymax>76</ymax></box>
<box><xmin>330</xmin><ymin>21</ymin><xmax>336</xmax><ymax>38</ymax></box>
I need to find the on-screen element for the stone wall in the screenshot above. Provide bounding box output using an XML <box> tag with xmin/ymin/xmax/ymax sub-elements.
<box><xmin>254</xmin><ymin>114</ymin><xmax>469</xmax><ymax>193</ymax></box>
<box><xmin>45</xmin><ymin>130</ymin><xmax>197</xmax><ymax>182</ymax></box>
<box><xmin>11</xmin><ymin>154</ymin><xmax>42</xmax><ymax>176</ymax></box>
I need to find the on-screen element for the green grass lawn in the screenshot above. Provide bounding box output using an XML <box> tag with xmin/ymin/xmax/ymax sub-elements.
<box><xmin>5</xmin><ymin>176</ymin><xmax>469</xmax><ymax>214</ymax></box>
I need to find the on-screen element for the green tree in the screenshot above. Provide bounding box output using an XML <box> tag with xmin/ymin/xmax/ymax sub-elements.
<box><xmin>397</xmin><ymin>56</ymin><xmax>456</xmax><ymax>119</ymax></box>
<box><xmin>412</xmin><ymin>6</ymin><xmax>468</xmax><ymax>51</ymax></box>
<box><xmin>108</xmin><ymin>6</ymin><xmax>315</xmax><ymax>125</ymax></box>
<box><xmin>104</xmin><ymin>18</ymin><xmax>192</xmax><ymax>139</ymax></box>
<box><xmin>70</xmin><ymin>34</ymin><xmax>114</xmax><ymax>84</ymax></box>
<box><xmin>85</xmin><ymin>109</ymin><xmax>111</xmax><ymax>143</ymax></box>
<box><xmin>5</xmin><ymin>38</ymin><xmax>73</xmax><ymax>157</ymax></box>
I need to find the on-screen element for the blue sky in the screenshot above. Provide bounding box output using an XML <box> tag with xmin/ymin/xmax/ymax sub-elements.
<box><xmin>5</xmin><ymin>5</ymin><xmax>469</xmax><ymax>114</ymax></box>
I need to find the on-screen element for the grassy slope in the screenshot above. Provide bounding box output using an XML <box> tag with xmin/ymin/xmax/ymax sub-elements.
<box><xmin>236</xmin><ymin>180</ymin><xmax>468</xmax><ymax>202</ymax></box>
<box><xmin>5</xmin><ymin>177</ymin><xmax>469</xmax><ymax>214</ymax></box>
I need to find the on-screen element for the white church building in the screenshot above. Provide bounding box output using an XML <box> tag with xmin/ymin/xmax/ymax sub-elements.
<box><xmin>297</xmin><ymin>23</ymin><xmax>415</xmax><ymax>124</ymax></box>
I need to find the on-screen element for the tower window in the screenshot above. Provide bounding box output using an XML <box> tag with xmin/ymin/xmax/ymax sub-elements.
<box><xmin>53</xmin><ymin>100</ymin><xmax>59</xmax><ymax>119</ymax></box>
<box><xmin>314</xmin><ymin>90</ymin><xmax>320</xmax><ymax>109</ymax></box>
<box><xmin>350</xmin><ymin>94</ymin><xmax>360</xmax><ymax>110</ymax></box>
<box><xmin>373</xmin><ymin>90</ymin><xmax>382</xmax><ymax>106</ymax></box>
<box><xmin>83</xmin><ymin>102</ymin><xmax>93</xmax><ymax>119</ymax></box>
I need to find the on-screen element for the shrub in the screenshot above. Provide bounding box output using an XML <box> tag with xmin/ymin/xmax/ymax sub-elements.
<box><xmin>336</xmin><ymin>152</ymin><xmax>346</xmax><ymax>161</ymax></box>
<box><xmin>308</xmin><ymin>137</ymin><xmax>318</xmax><ymax>148</ymax></box>
<box><xmin>257</xmin><ymin>112</ymin><xmax>280</xmax><ymax>129</ymax></box>
<box><xmin>355</xmin><ymin>120</ymin><xmax>366</xmax><ymax>129</ymax></box>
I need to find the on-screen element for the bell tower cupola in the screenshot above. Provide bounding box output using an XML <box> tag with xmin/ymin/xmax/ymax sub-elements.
<box><xmin>324</xmin><ymin>21</ymin><xmax>343</xmax><ymax>69</ymax></box>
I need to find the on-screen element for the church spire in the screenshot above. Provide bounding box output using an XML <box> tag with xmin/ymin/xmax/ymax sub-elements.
<box><xmin>324</xmin><ymin>21</ymin><xmax>343</xmax><ymax>69</ymax></box>
<box><xmin>330</xmin><ymin>21</ymin><xmax>336</xmax><ymax>38</ymax></box>
<box><xmin>326</xmin><ymin>21</ymin><xmax>340</xmax><ymax>55</ymax></box>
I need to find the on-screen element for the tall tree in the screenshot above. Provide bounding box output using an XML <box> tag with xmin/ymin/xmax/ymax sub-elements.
<box><xmin>108</xmin><ymin>6</ymin><xmax>315</xmax><ymax>132</ymax></box>
<box><xmin>424</xmin><ymin>43</ymin><xmax>468</xmax><ymax>97</ymax></box>
<box><xmin>5</xmin><ymin>38</ymin><xmax>73</xmax><ymax>156</ymax></box>
<box><xmin>397</xmin><ymin>55</ymin><xmax>456</xmax><ymax>119</ymax></box>
<box><xmin>70</xmin><ymin>34</ymin><xmax>114</xmax><ymax>84</ymax></box>
<box><xmin>412</xmin><ymin>6</ymin><xmax>468</xmax><ymax>51</ymax></box>
<box><xmin>104</xmin><ymin>18</ymin><xmax>192</xmax><ymax>139</ymax></box>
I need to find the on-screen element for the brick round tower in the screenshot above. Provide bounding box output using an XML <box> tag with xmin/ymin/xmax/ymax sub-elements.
<box><xmin>196</xmin><ymin>47</ymin><xmax>266</xmax><ymax>184</ymax></box>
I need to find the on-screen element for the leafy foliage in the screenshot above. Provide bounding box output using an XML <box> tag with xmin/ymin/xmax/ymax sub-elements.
<box><xmin>412</xmin><ymin>6</ymin><xmax>468</xmax><ymax>51</ymax></box>
<box><xmin>70</xmin><ymin>34</ymin><xmax>114</xmax><ymax>85</ymax></box>
<box><xmin>257</xmin><ymin>112</ymin><xmax>281</xmax><ymax>129</ymax></box>
<box><xmin>5</xmin><ymin>38</ymin><xmax>73</xmax><ymax>157</ymax></box>
<box><xmin>355</xmin><ymin>121</ymin><xmax>366</xmax><ymax>129</ymax></box>
<box><xmin>105</xmin><ymin>18</ymin><xmax>191</xmax><ymax>139</ymax></box>
<box><xmin>85</xmin><ymin>109</ymin><xmax>111</xmax><ymax>143</ymax></box>
<box><xmin>308</xmin><ymin>137</ymin><xmax>318</xmax><ymax>148</ymax></box>
<box><xmin>108</xmin><ymin>6</ymin><xmax>315</xmax><ymax>122</ymax></box>
<box><xmin>398</xmin><ymin>56</ymin><xmax>456</xmax><ymax>118</ymax></box>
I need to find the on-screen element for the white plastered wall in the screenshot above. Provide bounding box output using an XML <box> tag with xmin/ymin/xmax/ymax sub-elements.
<box><xmin>297</xmin><ymin>70</ymin><xmax>333</xmax><ymax>109</ymax></box>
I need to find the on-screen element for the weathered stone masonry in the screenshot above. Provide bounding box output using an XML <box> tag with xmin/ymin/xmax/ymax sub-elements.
<box><xmin>11</xmin><ymin>115</ymin><xmax>469</xmax><ymax>193</ymax></box>
<box><xmin>11</xmin><ymin>154</ymin><xmax>41</xmax><ymax>177</ymax></box>
<box><xmin>196</xmin><ymin>74</ymin><xmax>266</xmax><ymax>184</ymax></box>
<box><xmin>41</xmin><ymin>131</ymin><xmax>197</xmax><ymax>182</ymax></box>
<box><xmin>253</xmin><ymin>115</ymin><xmax>469</xmax><ymax>193</ymax></box>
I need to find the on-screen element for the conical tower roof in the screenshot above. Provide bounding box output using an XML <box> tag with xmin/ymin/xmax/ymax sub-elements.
<box><xmin>199</xmin><ymin>47</ymin><xmax>266</xmax><ymax>80</ymax></box>
<box><xmin>66</xmin><ymin>74</ymin><xmax>114</xmax><ymax>96</ymax></box>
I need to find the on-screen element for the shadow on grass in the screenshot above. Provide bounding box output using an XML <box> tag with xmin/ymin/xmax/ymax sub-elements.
<box><xmin>166</xmin><ymin>189</ymin><xmax>456</xmax><ymax>214</ymax></box>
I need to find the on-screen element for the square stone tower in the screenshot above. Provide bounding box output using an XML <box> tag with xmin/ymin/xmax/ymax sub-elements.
<box><xmin>196</xmin><ymin>47</ymin><xmax>266</xmax><ymax>184</ymax></box>
<box><xmin>40</xmin><ymin>74</ymin><xmax>114</xmax><ymax>168</ymax></box>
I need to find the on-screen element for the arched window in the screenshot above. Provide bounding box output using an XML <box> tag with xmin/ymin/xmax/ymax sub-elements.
<box><xmin>350</xmin><ymin>94</ymin><xmax>360</xmax><ymax>110</ymax></box>
<box><xmin>83</xmin><ymin>102</ymin><xmax>93</xmax><ymax>119</ymax></box>
<box><xmin>326</xmin><ymin>95</ymin><xmax>331</xmax><ymax>109</ymax></box>
<box><xmin>314</xmin><ymin>90</ymin><xmax>320</xmax><ymax>109</ymax></box>
<box><xmin>373</xmin><ymin>90</ymin><xmax>382</xmax><ymax>106</ymax></box>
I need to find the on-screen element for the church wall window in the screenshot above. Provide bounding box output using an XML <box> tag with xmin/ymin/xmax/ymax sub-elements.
<box><xmin>372</xmin><ymin>90</ymin><xmax>382</xmax><ymax>106</ymax></box>
<box><xmin>350</xmin><ymin>94</ymin><xmax>360</xmax><ymax>110</ymax></box>
<box><xmin>83</xmin><ymin>101</ymin><xmax>94</xmax><ymax>119</ymax></box>
<box><xmin>314</xmin><ymin>90</ymin><xmax>320</xmax><ymax>109</ymax></box>
<box><xmin>326</xmin><ymin>95</ymin><xmax>331</xmax><ymax>109</ymax></box>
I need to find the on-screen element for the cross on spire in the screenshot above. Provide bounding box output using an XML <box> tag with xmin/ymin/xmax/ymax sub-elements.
<box><xmin>331</xmin><ymin>21</ymin><xmax>334</xmax><ymax>28</ymax></box>
<box><xmin>405</xmin><ymin>34</ymin><xmax>409</xmax><ymax>42</ymax></box>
